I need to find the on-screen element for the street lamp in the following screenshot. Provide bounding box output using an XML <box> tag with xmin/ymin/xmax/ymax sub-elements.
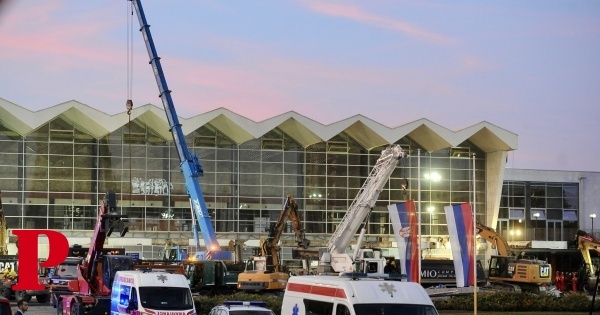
<box><xmin>427</xmin><ymin>206</ymin><xmax>435</xmax><ymax>235</ymax></box>
<box><xmin>533</xmin><ymin>212</ymin><xmax>540</xmax><ymax>240</ymax></box>
<box><xmin>591</xmin><ymin>213</ymin><xmax>597</xmax><ymax>236</ymax></box>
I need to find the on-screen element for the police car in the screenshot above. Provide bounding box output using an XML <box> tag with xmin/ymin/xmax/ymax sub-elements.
<box><xmin>208</xmin><ymin>301</ymin><xmax>275</xmax><ymax>315</ymax></box>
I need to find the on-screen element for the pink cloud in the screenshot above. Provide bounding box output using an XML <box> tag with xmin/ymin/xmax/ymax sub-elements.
<box><xmin>300</xmin><ymin>1</ymin><xmax>457</xmax><ymax>45</ymax></box>
<box><xmin>0</xmin><ymin>1</ymin><xmax>124</xmax><ymax>69</ymax></box>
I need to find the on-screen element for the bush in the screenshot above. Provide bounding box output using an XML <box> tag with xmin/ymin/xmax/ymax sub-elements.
<box><xmin>434</xmin><ymin>291</ymin><xmax>600</xmax><ymax>312</ymax></box>
<box><xmin>194</xmin><ymin>292</ymin><xmax>283</xmax><ymax>315</ymax></box>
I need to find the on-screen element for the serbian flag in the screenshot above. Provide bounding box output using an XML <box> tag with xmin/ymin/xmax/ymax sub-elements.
<box><xmin>388</xmin><ymin>200</ymin><xmax>419</xmax><ymax>282</ymax></box>
<box><xmin>444</xmin><ymin>202</ymin><xmax>475</xmax><ymax>287</ymax></box>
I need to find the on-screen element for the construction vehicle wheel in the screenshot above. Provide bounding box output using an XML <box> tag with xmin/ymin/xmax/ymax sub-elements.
<box><xmin>36</xmin><ymin>294</ymin><xmax>50</xmax><ymax>303</ymax></box>
<box><xmin>71</xmin><ymin>301</ymin><xmax>81</xmax><ymax>315</ymax></box>
<box><xmin>15</xmin><ymin>290</ymin><xmax>31</xmax><ymax>302</ymax></box>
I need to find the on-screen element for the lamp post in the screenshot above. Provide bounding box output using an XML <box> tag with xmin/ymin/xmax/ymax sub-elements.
<box><xmin>591</xmin><ymin>213</ymin><xmax>597</xmax><ymax>236</ymax></box>
<box><xmin>427</xmin><ymin>206</ymin><xmax>435</xmax><ymax>235</ymax></box>
<box><xmin>533</xmin><ymin>212</ymin><xmax>540</xmax><ymax>240</ymax></box>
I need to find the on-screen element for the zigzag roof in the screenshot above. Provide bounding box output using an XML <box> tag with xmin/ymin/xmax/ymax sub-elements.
<box><xmin>0</xmin><ymin>97</ymin><xmax>517</xmax><ymax>153</ymax></box>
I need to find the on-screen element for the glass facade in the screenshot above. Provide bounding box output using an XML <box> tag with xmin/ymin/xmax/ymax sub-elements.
<box><xmin>499</xmin><ymin>181</ymin><xmax>579</xmax><ymax>242</ymax></box>
<box><xmin>0</xmin><ymin>113</ymin><xmax>487</xmax><ymax>245</ymax></box>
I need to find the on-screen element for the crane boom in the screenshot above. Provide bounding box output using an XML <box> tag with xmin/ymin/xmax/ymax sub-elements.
<box><xmin>327</xmin><ymin>145</ymin><xmax>404</xmax><ymax>254</ymax></box>
<box><xmin>130</xmin><ymin>0</ymin><xmax>228</xmax><ymax>259</ymax></box>
<box><xmin>319</xmin><ymin>145</ymin><xmax>405</xmax><ymax>274</ymax></box>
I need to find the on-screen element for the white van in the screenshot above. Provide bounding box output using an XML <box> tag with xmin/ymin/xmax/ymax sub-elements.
<box><xmin>110</xmin><ymin>270</ymin><xmax>195</xmax><ymax>315</ymax></box>
<box><xmin>282</xmin><ymin>274</ymin><xmax>438</xmax><ymax>315</ymax></box>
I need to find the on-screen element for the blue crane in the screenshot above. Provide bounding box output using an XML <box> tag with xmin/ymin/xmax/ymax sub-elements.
<box><xmin>130</xmin><ymin>0</ymin><xmax>231</xmax><ymax>260</ymax></box>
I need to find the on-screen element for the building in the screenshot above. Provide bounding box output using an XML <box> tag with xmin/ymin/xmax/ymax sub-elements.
<box><xmin>500</xmin><ymin>168</ymin><xmax>600</xmax><ymax>272</ymax></box>
<box><xmin>1</xmin><ymin>97</ymin><xmax>598</xmax><ymax>268</ymax></box>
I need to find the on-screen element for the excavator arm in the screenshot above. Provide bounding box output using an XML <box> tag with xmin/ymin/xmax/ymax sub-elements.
<box><xmin>476</xmin><ymin>222</ymin><xmax>512</xmax><ymax>257</ymax></box>
<box><xmin>577</xmin><ymin>230</ymin><xmax>600</xmax><ymax>280</ymax></box>
<box><xmin>262</xmin><ymin>195</ymin><xmax>310</xmax><ymax>273</ymax></box>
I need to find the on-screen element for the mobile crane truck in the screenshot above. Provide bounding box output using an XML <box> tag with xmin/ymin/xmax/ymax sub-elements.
<box><xmin>319</xmin><ymin>144</ymin><xmax>405</xmax><ymax>274</ymax></box>
<box><xmin>281</xmin><ymin>145</ymin><xmax>440</xmax><ymax>315</ymax></box>
<box><xmin>129</xmin><ymin>0</ymin><xmax>232</xmax><ymax>261</ymax></box>
<box><xmin>57</xmin><ymin>191</ymin><xmax>132</xmax><ymax>315</ymax></box>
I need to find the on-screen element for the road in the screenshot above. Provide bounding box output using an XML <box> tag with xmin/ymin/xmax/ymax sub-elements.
<box><xmin>11</xmin><ymin>299</ymin><xmax>54</xmax><ymax>315</ymax></box>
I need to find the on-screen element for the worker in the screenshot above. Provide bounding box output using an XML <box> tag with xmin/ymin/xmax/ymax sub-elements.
<box><xmin>1</xmin><ymin>265</ymin><xmax>16</xmax><ymax>279</ymax></box>
<box><xmin>390</xmin><ymin>260</ymin><xmax>398</xmax><ymax>274</ymax></box>
<box><xmin>15</xmin><ymin>299</ymin><xmax>28</xmax><ymax>315</ymax></box>
<box><xmin>557</xmin><ymin>271</ymin><xmax>564</xmax><ymax>291</ymax></box>
<box><xmin>384</xmin><ymin>259</ymin><xmax>392</xmax><ymax>274</ymax></box>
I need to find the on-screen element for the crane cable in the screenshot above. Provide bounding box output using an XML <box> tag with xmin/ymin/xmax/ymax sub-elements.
<box><xmin>126</xmin><ymin>2</ymin><xmax>134</xmax><ymax>209</ymax></box>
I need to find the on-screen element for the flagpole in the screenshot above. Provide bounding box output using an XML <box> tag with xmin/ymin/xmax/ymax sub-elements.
<box><xmin>417</xmin><ymin>149</ymin><xmax>422</xmax><ymax>284</ymax></box>
<box><xmin>472</xmin><ymin>153</ymin><xmax>477</xmax><ymax>315</ymax></box>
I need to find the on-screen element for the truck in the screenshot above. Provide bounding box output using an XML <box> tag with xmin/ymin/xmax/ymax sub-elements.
<box><xmin>49</xmin><ymin>257</ymin><xmax>82</xmax><ymax>307</ymax></box>
<box><xmin>237</xmin><ymin>195</ymin><xmax>311</xmax><ymax>292</ymax></box>
<box><xmin>0</xmin><ymin>257</ymin><xmax>51</xmax><ymax>303</ymax></box>
<box><xmin>162</xmin><ymin>242</ymin><xmax>189</xmax><ymax>261</ymax></box>
<box><xmin>0</xmin><ymin>192</ymin><xmax>51</xmax><ymax>303</ymax></box>
<box><xmin>282</xmin><ymin>273</ymin><xmax>439</xmax><ymax>315</ymax></box>
<box><xmin>50</xmin><ymin>246</ymin><xmax>126</xmax><ymax>307</ymax></box>
<box><xmin>129</xmin><ymin>0</ymin><xmax>232</xmax><ymax>261</ymax></box>
<box><xmin>319</xmin><ymin>144</ymin><xmax>405</xmax><ymax>274</ymax></box>
<box><xmin>110</xmin><ymin>270</ymin><xmax>195</xmax><ymax>315</ymax></box>
<box><xmin>183</xmin><ymin>259</ymin><xmax>245</xmax><ymax>295</ymax></box>
<box><xmin>57</xmin><ymin>191</ymin><xmax>132</xmax><ymax>315</ymax></box>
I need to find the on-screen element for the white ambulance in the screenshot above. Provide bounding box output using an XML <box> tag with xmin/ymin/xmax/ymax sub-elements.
<box><xmin>110</xmin><ymin>270</ymin><xmax>196</xmax><ymax>315</ymax></box>
<box><xmin>282</xmin><ymin>274</ymin><xmax>438</xmax><ymax>315</ymax></box>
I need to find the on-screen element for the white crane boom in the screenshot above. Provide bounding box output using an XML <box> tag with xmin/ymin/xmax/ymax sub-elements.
<box><xmin>322</xmin><ymin>144</ymin><xmax>405</xmax><ymax>273</ymax></box>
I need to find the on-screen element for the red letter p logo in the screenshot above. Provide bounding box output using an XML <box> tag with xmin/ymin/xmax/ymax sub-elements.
<box><xmin>12</xmin><ymin>229</ymin><xmax>69</xmax><ymax>290</ymax></box>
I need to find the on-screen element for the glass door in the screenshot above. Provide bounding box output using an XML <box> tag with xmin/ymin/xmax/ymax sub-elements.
<box><xmin>547</xmin><ymin>220</ymin><xmax>562</xmax><ymax>241</ymax></box>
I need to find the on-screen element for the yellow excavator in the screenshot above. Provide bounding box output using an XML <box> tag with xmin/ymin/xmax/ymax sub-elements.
<box><xmin>575</xmin><ymin>230</ymin><xmax>600</xmax><ymax>291</ymax></box>
<box><xmin>237</xmin><ymin>195</ymin><xmax>310</xmax><ymax>292</ymax></box>
<box><xmin>477</xmin><ymin>222</ymin><xmax>552</xmax><ymax>292</ymax></box>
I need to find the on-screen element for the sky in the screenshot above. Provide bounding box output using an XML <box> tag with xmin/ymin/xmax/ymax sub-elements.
<box><xmin>0</xmin><ymin>1</ymin><xmax>599</xmax><ymax>172</ymax></box>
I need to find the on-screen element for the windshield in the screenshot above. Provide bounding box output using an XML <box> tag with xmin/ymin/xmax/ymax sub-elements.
<box><xmin>139</xmin><ymin>287</ymin><xmax>193</xmax><ymax>310</ymax></box>
<box><xmin>354</xmin><ymin>304</ymin><xmax>438</xmax><ymax>315</ymax></box>
<box><xmin>230</xmin><ymin>310</ymin><xmax>275</xmax><ymax>315</ymax></box>
<box><xmin>57</xmin><ymin>264</ymin><xmax>78</xmax><ymax>278</ymax></box>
